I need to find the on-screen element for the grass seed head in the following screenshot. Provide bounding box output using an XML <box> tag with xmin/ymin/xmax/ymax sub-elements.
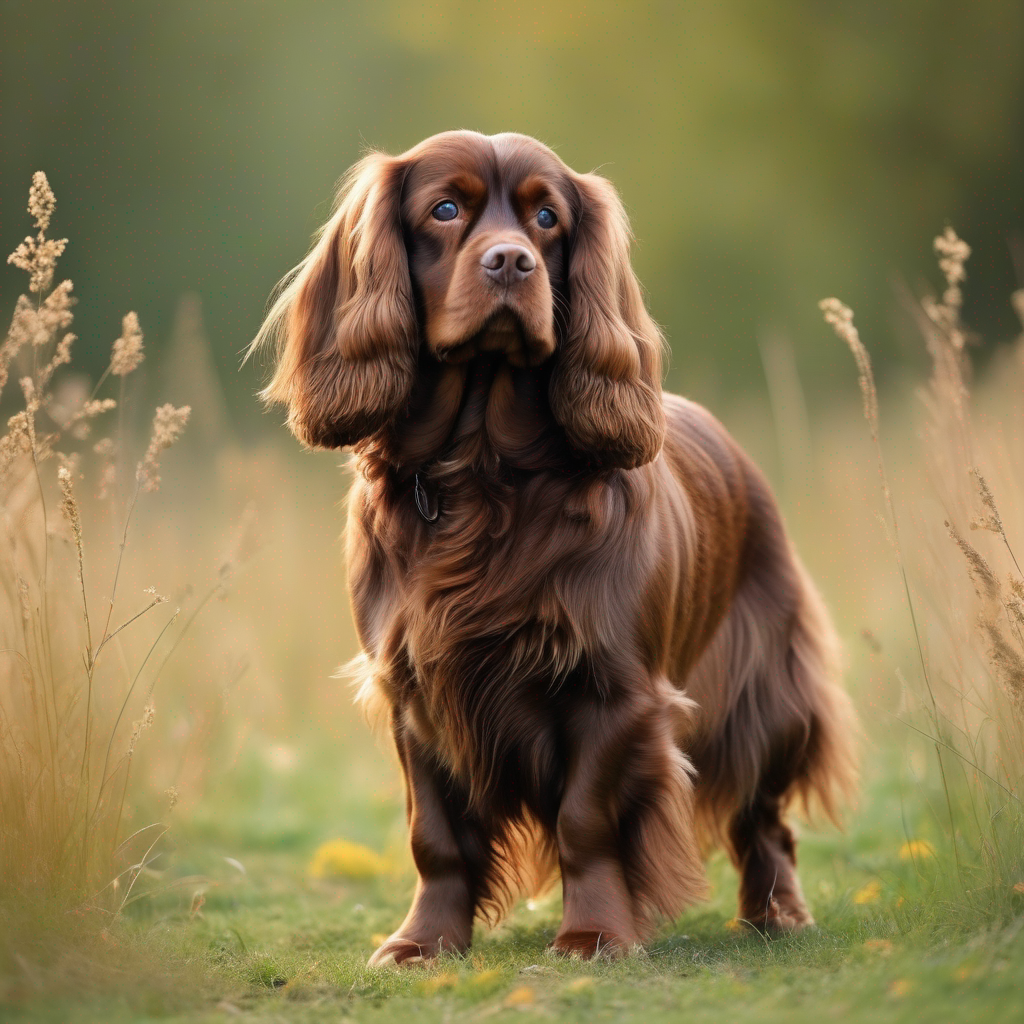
<box><xmin>6</xmin><ymin>173</ymin><xmax>67</xmax><ymax>292</ymax></box>
<box><xmin>57</xmin><ymin>466</ymin><xmax>83</xmax><ymax>547</ymax></box>
<box><xmin>110</xmin><ymin>311</ymin><xmax>144</xmax><ymax>376</ymax></box>
<box><xmin>0</xmin><ymin>411</ymin><xmax>32</xmax><ymax>484</ymax></box>
<box><xmin>946</xmin><ymin>519</ymin><xmax>1000</xmax><ymax>601</ymax></box>
<box><xmin>7</xmin><ymin>231</ymin><xmax>67</xmax><ymax>296</ymax></box>
<box><xmin>27</xmin><ymin>171</ymin><xmax>57</xmax><ymax>232</ymax></box>
<box><xmin>137</xmin><ymin>403</ymin><xmax>191</xmax><ymax>492</ymax></box>
<box><xmin>819</xmin><ymin>298</ymin><xmax>879</xmax><ymax>436</ymax></box>
<box><xmin>969</xmin><ymin>468</ymin><xmax>1004</xmax><ymax>534</ymax></box>
<box><xmin>978</xmin><ymin>617</ymin><xmax>1024</xmax><ymax>710</ymax></box>
<box><xmin>934</xmin><ymin>226</ymin><xmax>971</xmax><ymax>310</ymax></box>
<box><xmin>128</xmin><ymin>704</ymin><xmax>156</xmax><ymax>754</ymax></box>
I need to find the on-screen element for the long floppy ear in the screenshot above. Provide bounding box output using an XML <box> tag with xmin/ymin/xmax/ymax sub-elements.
<box><xmin>251</xmin><ymin>153</ymin><xmax>416</xmax><ymax>449</ymax></box>
<box><xmin>549</xmin><ymin>172</ymin><xmax>666</xmax><ymax>469</ymax></box>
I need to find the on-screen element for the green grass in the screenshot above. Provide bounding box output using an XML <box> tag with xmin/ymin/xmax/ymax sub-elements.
<box><xmin>4</xmin><ymin>737</ymin><xmax>1023</xmax><ymax>1024</ymax></box>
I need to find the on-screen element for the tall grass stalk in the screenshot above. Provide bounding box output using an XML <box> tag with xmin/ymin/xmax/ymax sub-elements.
<box><xmin>822</xmin><ymin>229</ymin><xmax>1024</xmax><ymax>907</ymax></box>
<box><xmin>0</xmin><ymin>174</ymin><xmax>194</xmax><ymax>940</ymax></box>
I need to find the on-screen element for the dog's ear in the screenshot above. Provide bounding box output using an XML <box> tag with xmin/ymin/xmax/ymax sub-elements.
<box><xmin>252</xmin><ymin>153</ymin><xmax>416</xmax><ymax>449</ymax></box>
<box><xmin>549</xmin><ymin>172</ymin><xmax>666</xmax><ymax>469</ymax></box>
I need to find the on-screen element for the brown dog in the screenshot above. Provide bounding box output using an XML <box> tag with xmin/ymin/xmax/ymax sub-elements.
<box><xmin>253</xmin><ymin>131</ymin><xmax>857</xmax><ymax>964</ymax></box>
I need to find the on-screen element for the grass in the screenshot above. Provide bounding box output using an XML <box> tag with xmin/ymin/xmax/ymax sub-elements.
<box><xmin>5</xmin><ymin>747</ymin><xmax>1024</xmax><ymax>1023</ymax></box>
<box><xmin>0</xmin><ymin>173</ymin><xmax>201</xmax><ymax>925</ymax></box>
<box><xmin>3</xmin><ymin>174</ymin><xmax>1024</xmax><ymax>1021</ymax></box>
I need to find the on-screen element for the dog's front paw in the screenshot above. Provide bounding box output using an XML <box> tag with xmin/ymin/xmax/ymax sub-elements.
<box><xmin>548</xmin><ymin>930</ymin><xmax>637</xmax><ymax>960</ymax></box>
<box><xmin>368</xmin><ymin>932</ymin><xmax>469</xmax><ymax>967</ymax></box>
<box><xmin>368</xmin><ymin>936</ymin><xmax>433</xmax><ymax>967</ymax></box>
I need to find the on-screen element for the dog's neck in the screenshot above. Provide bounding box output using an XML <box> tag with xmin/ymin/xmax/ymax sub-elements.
<box><xmin>378</xmin><ymin>340</ymin><xmax>566</xmax><ymax>478</ymax></box>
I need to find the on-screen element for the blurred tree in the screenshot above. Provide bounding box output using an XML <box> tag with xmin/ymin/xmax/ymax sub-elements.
<box><xmin>2</xmin><ymin>0</ymin><xmax>1021</xmax><ymax>430</ymax></box>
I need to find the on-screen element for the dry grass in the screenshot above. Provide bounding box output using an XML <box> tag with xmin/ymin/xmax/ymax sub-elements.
<box><xmin>1</xmin><ymin>175</ymin><xmax>357</xmax><ymax>1007</ymax></box>
<box><xmin>822</xmin><ymin>228</ymin><xmax>1024</xmax><ymax>901</ymax></box>
<box><xmin>0</xmin><ymin>173</ymin><xmax>200</xmax><ymax>941</ymax></box>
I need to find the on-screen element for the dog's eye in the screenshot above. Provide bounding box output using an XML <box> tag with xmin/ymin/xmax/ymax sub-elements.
<box><xmin>432</xmin><ymin>200</ymin><xmax>459</xmax><ymax>221</ymax></box>
<box><xmin>536</xmin><ymin>207</ymin><xmax>557</xmax><ymax>229</ymax></box>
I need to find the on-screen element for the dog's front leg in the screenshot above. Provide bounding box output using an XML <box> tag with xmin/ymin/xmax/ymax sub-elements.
<box><xmin>551</xmin><ymin>700</ymin><xmax>645</xmax><ymax>959</ymax></box>
<box><xmin>551</xmin><ymin>691</ymin><xmax>707</xmax><ymax>959</ymax></box>
<box><xmin>368</xmin><ymin>723</ymin><xmax>488</xmax><ymax>966</ymax></box>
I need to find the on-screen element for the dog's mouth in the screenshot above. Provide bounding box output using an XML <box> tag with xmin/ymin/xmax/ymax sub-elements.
<box><xmin>446</xmin><ymin>303</ymin><xmax>557</xmax><ymax>368</ymax></box>
<box><xmin>434</xmin><ymin>306</ymin><xmax>554</xmax><ymax>368</ymax></box>
<box><xmin>477</xmin><ymin>308</ymin><xmax>523</xmax><ymax>347</ymax></box>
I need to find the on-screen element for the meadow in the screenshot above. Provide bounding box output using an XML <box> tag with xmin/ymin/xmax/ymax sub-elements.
<box><xmin>2</xmin><ymin>173</ymin><xmax>1023</xmax><ymax>1023</ymax></box>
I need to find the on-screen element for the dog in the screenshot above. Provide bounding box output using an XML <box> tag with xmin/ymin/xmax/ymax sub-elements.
<box><xmin>253</xmin><ymin>130</ymin><xmax>858</xmax><ymax>964</ymax></box>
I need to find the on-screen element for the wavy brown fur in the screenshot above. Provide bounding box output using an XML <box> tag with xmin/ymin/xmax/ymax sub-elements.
<box><xmin>253</xmin><ymin>130</ymin><xmax>858</xmax><ymax>963</ymax></box>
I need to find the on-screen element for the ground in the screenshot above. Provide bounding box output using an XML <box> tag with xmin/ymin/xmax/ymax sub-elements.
<box><xmin>5</xmin><ymin>738</ymin><xmax>1022</xmax><ymax>1024</ymax></box>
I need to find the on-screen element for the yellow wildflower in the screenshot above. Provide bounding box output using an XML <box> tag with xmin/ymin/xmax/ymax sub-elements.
<box><xmin>502</xmin><ymin>985</ymin><xmax>535</xmax><ymax>1008</ymax></box>
<box><xmin>421</xmin><ymin>971</ymin><xmax>457</xmax><ymax>994</ymax></box>
<box><xmin>899</xmin><ymin>840</ymin><xmax>936</xmax><ymax>861</ymax></box>
<box><xmin>853</xmin><ymin>880</ymin><xmax>881</xmax><ymax>905</ymax></box>
<box><xmin>469</xmin><ymin>969</ymin><xmax>503</xmax><ymax>989</ymax></box>
<box><xmin>308</xmin><ymin>838</ymin><xmax>388</xmax><ymax>880</ymax></box>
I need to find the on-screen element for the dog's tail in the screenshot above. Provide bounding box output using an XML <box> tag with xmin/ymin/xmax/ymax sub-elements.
<box><xmin>782</xmin><ymin>556</ymin><xmax>860</xmax><ymax>824</ymax></box>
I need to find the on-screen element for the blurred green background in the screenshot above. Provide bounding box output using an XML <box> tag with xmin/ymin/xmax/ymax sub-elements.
<box><xmin>4</xmin><ymin>6</ymin><xmax>1024</xmax><ymax>1019</ymax></box>
<box><xmin>4</xmin><ymin>0</ymin><xmax>1023</xmax><ymax>424</ymax></box>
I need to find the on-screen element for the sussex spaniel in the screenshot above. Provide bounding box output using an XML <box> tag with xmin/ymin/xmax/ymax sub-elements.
<box><xmin>253</xmin><ymin>130</ymin><xmax>858</xmax><ymax>964</ymax></box>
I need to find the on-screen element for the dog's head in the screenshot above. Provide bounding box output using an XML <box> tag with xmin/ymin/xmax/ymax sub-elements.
<box><xmin>253</xmin><ymin>131</ymin><xmax>665</xmax><ymax>469</ymax></box>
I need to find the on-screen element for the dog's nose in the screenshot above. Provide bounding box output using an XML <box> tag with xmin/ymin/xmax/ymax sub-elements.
<box><xmin>481</xmin><ymin>243</ymin><xmax>536</xmax><ymax>285</ymax></box>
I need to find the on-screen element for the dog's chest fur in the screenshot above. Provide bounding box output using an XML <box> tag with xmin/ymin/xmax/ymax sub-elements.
<box><xmin>348</xmin><ymin>361</ymin><xmax>656</xmax><ymax>806</ymax></box>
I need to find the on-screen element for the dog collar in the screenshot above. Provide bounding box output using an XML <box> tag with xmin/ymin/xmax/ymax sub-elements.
<box><xmin>414</xmin><ymin>472</ymin><xmax>440</xmax><ymax>523</ymax></box>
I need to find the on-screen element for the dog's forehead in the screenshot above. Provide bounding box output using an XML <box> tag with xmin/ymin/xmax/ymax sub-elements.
<box><xmin>402</xmin><ymin>131</ymin><xmax>569</xmax><ymax>192</ymax></box>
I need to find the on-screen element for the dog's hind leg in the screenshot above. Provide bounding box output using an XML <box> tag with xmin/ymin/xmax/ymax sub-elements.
<box><xmin>728</xmin><ymin>758</ymin><xmax>814</xmax><ymax>931</ymax></box>
<box><xmin>730</xmin><ymin>564</ymin><xmax>858</xmax><ymax>932</ymax></box>
<box><xmin>687</xmin><ymin>471</ymin><xmax>858</xmax><ymax>933</ymax></box>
